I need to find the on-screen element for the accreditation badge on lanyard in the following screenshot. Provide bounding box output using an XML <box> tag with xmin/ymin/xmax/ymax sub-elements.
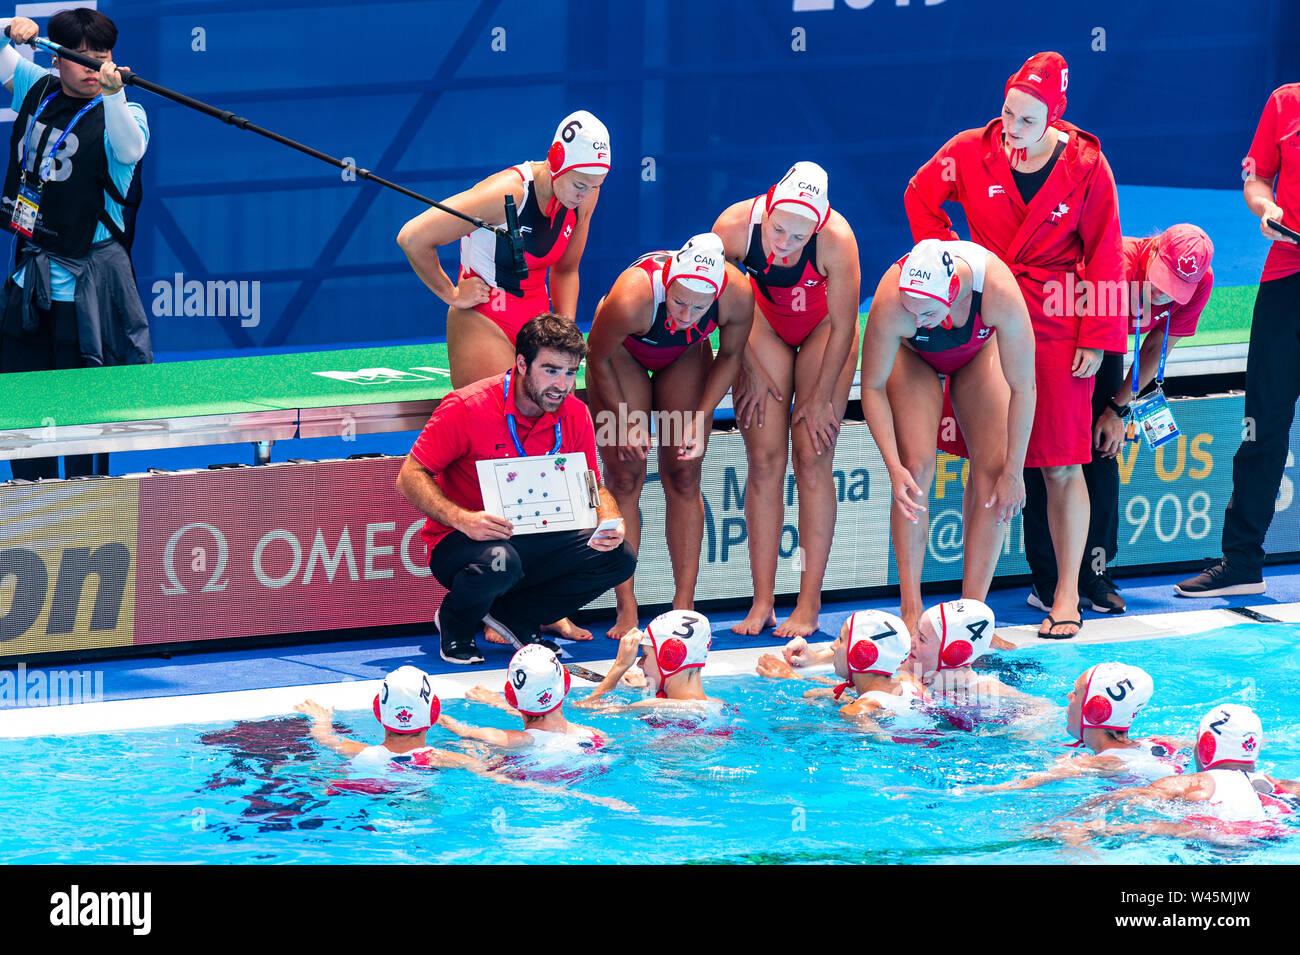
<box><xmin>9</xmin><ymin>90</ymin><xmax>102</xmax><ymax>238</ymax></box>
<box><xmin>1128</xmin><ymin>309</ymin><xmax>1180</xmax><ymax>451</ymax></box>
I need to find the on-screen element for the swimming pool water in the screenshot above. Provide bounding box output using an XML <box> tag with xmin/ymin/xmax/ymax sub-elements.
<box><xmin>1</xmin><ymin>623</ymin><xmax>1298</xmax><ymax>864</ymax></box>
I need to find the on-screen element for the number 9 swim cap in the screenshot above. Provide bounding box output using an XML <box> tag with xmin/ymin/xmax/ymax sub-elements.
<box><xmin>503</xmin><ymin>645</ymin><xmax>571</xmax><ymax>717</ymax></box>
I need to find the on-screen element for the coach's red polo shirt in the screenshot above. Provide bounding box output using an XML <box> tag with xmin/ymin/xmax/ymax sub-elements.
<box><xmin>1245</xmin><ymin>83</ymin><xmax>1300</xmax><ymax>282</ymax></box>
<box><xmin>409</xmin><ymin>371</ymin><xmax>600</xmax><ymax>553</ymax></box>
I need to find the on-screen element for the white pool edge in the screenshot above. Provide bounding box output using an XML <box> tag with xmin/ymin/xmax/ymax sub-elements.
<box><xmin>0</xmin><ymin>602</ymin><xmax>1297</xmax><ymax>738</ymax></box>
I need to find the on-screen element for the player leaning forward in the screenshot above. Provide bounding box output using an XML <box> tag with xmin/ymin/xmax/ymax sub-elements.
<box><xmin>905</xmin><ymin>52</ymin><xmax>1126</xmax><ymax>639</ymax></box>
<box><xmin>397</xmin><ymin>314</ymin><xmax>636</xmax><ymax>664</ymax></box>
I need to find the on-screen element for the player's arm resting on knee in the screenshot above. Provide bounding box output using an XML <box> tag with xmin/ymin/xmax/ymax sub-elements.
<box><xmin>548</xmin><ymin>193</ymin><xmax>598</xmax><ymax>318</ymax></box>
<box><xmin>698</xmin><ymin>269</ymin><xmax>755</xmax><ymax>417</ymax></box>
<box><xmin>984</xmin><ymin>258</ymin><xmax>1035</xmax><ymax>520</ymax></box>
<box><xmin>860</xmin><ymin>271</ymin><xmax>926</xmax><ymax>523</ymax></box>
<box><xmin>396</xmin><ymin>169</ymin><xmax>526</xmax><ymax>307</ymax></box>
<box><xmin>903</xmin><ymin>136</ymin><xmax>964</xmax><ymax>242</ymax></box>
<box><xmin>293</xmin><ymin>700</ymin><xmax>368</xmax><ymax>757</ymax></box>
<box><xmin>791</xmin><ymin>216</ymin><xmax>859</xmax><ymax>455</ymax></box>
<box><xmin>575</xmin><ymin>633</ymin><xmax>643</xmax><ymax>705</ymax></box>
<box><xmin>586</xmin><ymin>278</ymin><xmax>648</xmax><ymax>460</ymax></box>
<box><xmin>436</xmin><ymin>713</ymin><xmax>531</xmax><ymax>749</ymax></box>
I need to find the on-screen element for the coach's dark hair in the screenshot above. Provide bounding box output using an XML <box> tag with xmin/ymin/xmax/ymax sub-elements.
<box><xmin>516</xmin><ymin>313</ymin><xmax>587</xmax><ymax>365</ymax></box>
<box><xmin>49</xmin><ymin>8</ymin><xmax>118</xmax><ymax>52</ymax></box>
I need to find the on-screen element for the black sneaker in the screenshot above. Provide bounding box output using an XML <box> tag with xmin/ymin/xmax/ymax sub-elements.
<box><xmin>482</xmin><ymin>613</ymin><xmax>561</xmax><ymax>655</ymax></box>
<box><xmin>1175</xmin><ymin>560</ymin><xmax>1265</xmax><ymax>598</ymax></box>
<box><xmin>1079</xmin><ymin>570</ymin><xmax>1126</xmax><ymax>613</ymax></box>
<box><xmin>1026</xmin><ymin>583</ymin><xmax>1057</xmax><ymax>613</ymax></box>
<box><xmin>436</xmin><ymin>606</ymin><xmax>485</xmax><ymax>665</ymax></box>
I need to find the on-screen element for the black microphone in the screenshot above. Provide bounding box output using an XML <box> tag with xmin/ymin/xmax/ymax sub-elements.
<box><xmin>503</xmin><ymin>194</ymin><xmax>527</xmax><ymax>297</ymax></box>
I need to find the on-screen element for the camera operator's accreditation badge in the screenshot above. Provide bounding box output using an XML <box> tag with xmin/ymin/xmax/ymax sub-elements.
<box><xmin>10</xmin><ymin>182</ymin><xmax>39</xmax><ymax>237</ymax></box>
<box><xmin>1132</xmin><ymin>387</ymin><xmax>1180</xmax><ymax>450</ymax></box>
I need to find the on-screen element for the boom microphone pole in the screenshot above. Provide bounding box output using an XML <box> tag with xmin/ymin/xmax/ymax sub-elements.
<box><xmin>8</xmin><ymin>29</ymin><xmax>531</xmax><ymax>291</ymax></box>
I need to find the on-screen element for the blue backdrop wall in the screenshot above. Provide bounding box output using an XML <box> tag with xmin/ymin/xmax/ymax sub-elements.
<box><xmin>12</xmin><ymin>0</ymin><xmax>1296</xmax><ymax>357</ymax></box>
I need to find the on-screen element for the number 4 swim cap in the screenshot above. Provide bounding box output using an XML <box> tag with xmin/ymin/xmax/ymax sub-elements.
<box><xmin>921</xmin><ymin>599</ymin><xmax>996</xmax><ymax>670</ymax></box>
<box><xmin>504</xmin><ymin>645</ymin><xmax>571</xmax><ymax>717</ymax></box>
<box><xmin>547</xmin><ymin>110</ymin><xmax>612</xmax><ymax>178</ymax></box>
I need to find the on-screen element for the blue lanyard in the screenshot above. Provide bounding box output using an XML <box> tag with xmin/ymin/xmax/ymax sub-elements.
<box><xmin>503</xmin><ymin>370</ymin><xmax>562</xmax><ymax>456</ymax></box>
<box><xmin>1131</xmin><ymin>302</ymin><xmax>1172</xmax><ymax>397</ymax></box>
<box><xmin>21</xmin><ymin>89</ymin><xmax>103</xmax><ymax>184</ymax></box>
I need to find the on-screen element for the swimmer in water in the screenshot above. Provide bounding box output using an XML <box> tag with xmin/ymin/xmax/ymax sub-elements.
<box><xmin>972</xmin><ymin>662</ymin><xmax>1185</xmax><ymax>791</ymax></box>
<box><xmin>297</xmin><ymin>665</ymin><xmax>631</xmax><ymax>809</ymax></box>
<box><xmin>757</xmin><ymin>610</ymin><xmax>930</xmax><ymax>731</ymax></box>
<box><xmin>296</xmin><ymin>665</ymin><xmax>483</xmax><ymax>770</ymax></box>
<box><xmin>438</xmin><ymin>644</ymin><xmax>609</xmax><ymax>750</ymax></box>
<box><xmin>574</xmin><ymin>609</ymin><xmax>721</xmax><ymax>711</ymax></box>
<box><xmin>1049</xmin><ymin>704</ymin><xmax>1299</xmax><ymax>845</ymax></box>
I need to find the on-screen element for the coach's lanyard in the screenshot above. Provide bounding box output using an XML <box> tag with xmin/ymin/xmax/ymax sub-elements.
<box><xmin>503</xmin><ymin>370</ymin><xmax>562</xmax><ymax>456</ymax></box>
<box><xmin>1130</xmin><ymin>306</ymin><xmax>1172</xmax><ymax>399</ymax></box>
<box><xmin>21</xmin><ymin>90</ymin><xmax>102</xmax><ymax>185</ymax></box>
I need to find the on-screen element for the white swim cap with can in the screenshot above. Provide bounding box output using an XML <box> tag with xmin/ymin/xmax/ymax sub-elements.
<box><xmin>642</xmin><ymin>609</ymin><xmax>711</xmax><ymax>679</ymax></box>
<box><xmin>1197</xmin><ymin>703</ymin><xmax>1264</xmax><ymax>769</ymax></box>
<box><xmin>504</xmin><ymin>644</ymin><xmax>571</xmax><ymax>717</ymax></box>
<box><xmin>1079</xmin><ymin>662</ymin><xmax>1154</xmax><ymax>732</ymax></box>
<box><xmin>765</xmin><ymin>161</ymin><xmax>830</xmax><ymax>232</ymax></box>
<box><xmin>373</xmin><ymin>665</ymin><xmax>440</xmax><ymax>734</ymax></box>
<box><xmin>547</xmin><ymin>110</ymin><xmax>612</xmax><ymax>178</ymax></box>
<box><xmin>844</xmin><ymin>610</ymin><xmax>911</xmax><ymax>676</ymax></box>
<box><xmin>922</xmin><ymin>599</ymin><xmax>995</xmax><ymax>670</ymax></box>
<box><xmin>664</xmin><ymin>233</ymin><xmax>728</xmax><ymax>298</ymax></box>
<box><xmin>900</xmin><ymin>238</ymin><xmax>960</xmax><ymax>306</ymax></box>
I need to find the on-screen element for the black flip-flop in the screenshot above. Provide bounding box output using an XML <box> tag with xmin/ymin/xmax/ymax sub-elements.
<box><xmin>1038</xmin><ymin>616</ymin><xmax>1082</xmax><ymax>640</ymax></box>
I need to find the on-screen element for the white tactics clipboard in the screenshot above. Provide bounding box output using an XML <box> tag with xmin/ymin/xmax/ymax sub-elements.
<box><xmin>476</xmin><ymin>452</ymin><xmax>600</xmax><ymax>535</ymax></box>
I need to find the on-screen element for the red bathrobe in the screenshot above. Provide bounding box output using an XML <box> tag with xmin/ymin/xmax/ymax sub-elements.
<box><xmin>904</xmin><ymin>118</ymin><xmax>1126</xmax><ymax>466</ymax></box>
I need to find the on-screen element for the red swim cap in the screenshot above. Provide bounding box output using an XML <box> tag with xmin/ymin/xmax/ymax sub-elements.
<box><xmin>1005</xmin><ymin>52</ymin><xmax>1069</xmax><ymax>123</ymax></box>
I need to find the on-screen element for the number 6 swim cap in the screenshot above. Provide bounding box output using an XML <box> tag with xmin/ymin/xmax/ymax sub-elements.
<box><xmin>547</xmin><ymin>109</ymin><xmax>612</xmax><ymax>178</ymax></box>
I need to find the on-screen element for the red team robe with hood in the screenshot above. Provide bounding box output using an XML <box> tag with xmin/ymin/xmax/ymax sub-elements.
<box><xmin>904</xmin><ymin>118</ymin><xmax>1126</xmax><ymax>466</ymax></box>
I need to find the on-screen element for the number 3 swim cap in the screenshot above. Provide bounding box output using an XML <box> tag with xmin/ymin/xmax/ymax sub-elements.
<box><xmin>642</xmin><ymin>609</ymin><xmax>712</xmax><ymax>679</ymax></box>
